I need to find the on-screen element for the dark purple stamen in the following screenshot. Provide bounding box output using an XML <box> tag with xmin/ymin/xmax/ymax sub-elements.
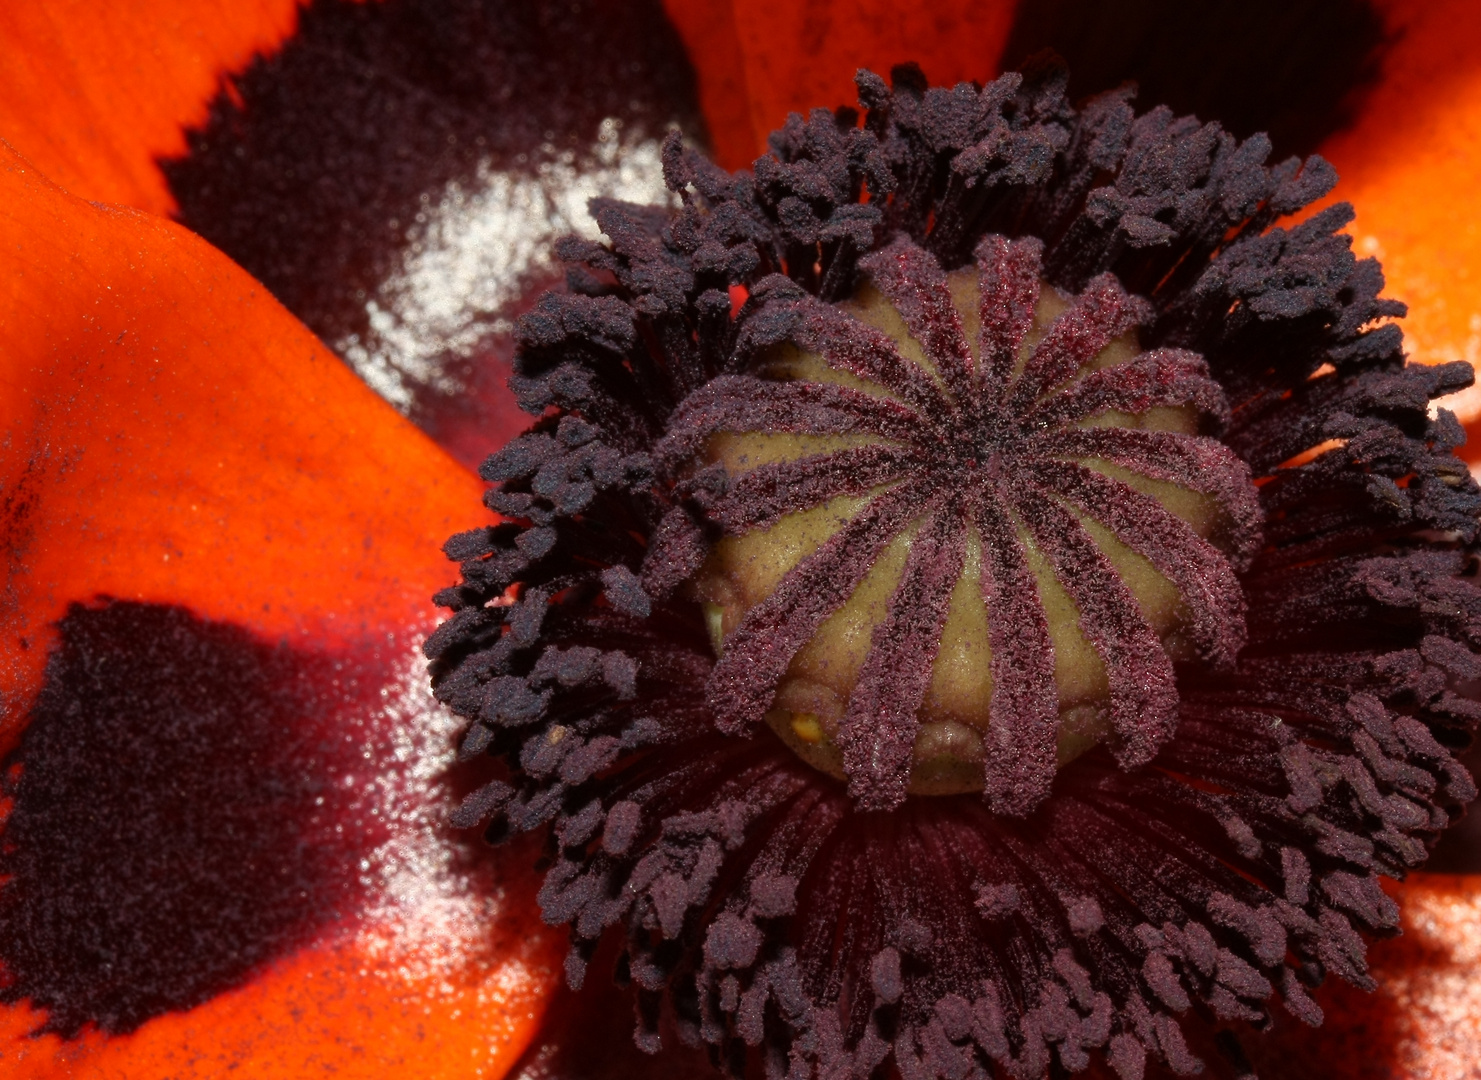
<box><xmin>429</xmin><ymin>60</ymin><xmax>1481</xmax><ymax>1080</ymax></box>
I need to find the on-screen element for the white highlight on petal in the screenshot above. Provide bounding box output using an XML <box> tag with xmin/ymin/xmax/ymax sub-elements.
<box><xmin>342</xmin><ymin>639</ymin><xmax>547</xmax><ymax>1008</ymax></box>
<box><xmin>337</xmin><ymin>118</ymin><xmax>677</xmax><ymax>410</ymax></box>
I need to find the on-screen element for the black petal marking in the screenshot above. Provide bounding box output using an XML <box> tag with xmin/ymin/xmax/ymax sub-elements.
<box><xmin>0</xmin><ymin>603</ymin><xmax>376</xmax><ymax>1036</ymax></box>
<box><xmin>1001</xmin><ymin>0</ymin><xmax>1387</xmax><ymax>159</ymax></box>
<box><xmin>166</xmin><ymin>0</ymin><xmax>705</xmax><ymax>471</ymax></box>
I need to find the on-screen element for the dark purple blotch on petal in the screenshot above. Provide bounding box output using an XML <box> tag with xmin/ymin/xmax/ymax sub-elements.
<box><xmin>1001</xmin><ymin>0</ymin><xmax>1388</xmax><ymax>159</ymax></box>
<box><xmin>0</xmin><ymin>602</ymin><xmax>383</xmax><ymax>1036</ymax></box>
<box><xmin>165</xmin><ymin>0</ymin><xmax>705</xmax><ymax>472</ymax></box>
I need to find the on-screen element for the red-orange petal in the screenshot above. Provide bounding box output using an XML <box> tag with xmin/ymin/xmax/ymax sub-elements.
<box><xmin>1</xmin><ymin>854</ymin><xmax>558</xmax><ymax>1080</ymax></box>
<box><xmin>0</xmin><ymin>147</ymin><xmax>561</xmax><ymax>1072</ymax></box>
<box><xmin>0</xmin><ymin>140</ymin><xmax>485</xmax><ymax>727</ymax></box>
<box><xmin>1313</xmin><ymin>0</ymin><xmax>1481</xmax><ymax>459</ymax></box>
<box><xmin>0</xmin><ymin>0</ymin><xmax>307</xmax><ymax>216</ymax></box>
<box><xmin>661</xmin><ymin>0</ymin><xmax>757</xmax><ymax>171</ymax></box>
<box><xmin>663</xmin><ymin>0</ymin><xmax>1019</xmax><ymax>169</ymax></box>
<box><xmin>1244</xmin><ymin>873</ymin><xmax>1481</xmax><ymax>1080</ymax></box>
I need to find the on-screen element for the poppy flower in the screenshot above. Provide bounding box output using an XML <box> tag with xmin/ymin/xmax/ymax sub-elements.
<box><xmin>0</xmin><ymin>3</ymin><xmax>1479</xmax><ymax>1080</ymax></box>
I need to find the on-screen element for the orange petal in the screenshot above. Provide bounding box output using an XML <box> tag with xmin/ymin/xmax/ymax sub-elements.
<box><xmin>0</xmin><ymin>849</ymin><xmax>558</xmax><ymax>1080</ymax></box>
<box><xmin>0</xmin><ymin>140</ymin><xmax>486</xmax><ymax>730</ymax></box>
<box><xmin>0</xmin><ymin>144</ymin><xmax>561</xmax><ymax>1072</ymax></box>
<box><xmin>661</xmin><ymin>0</ymin><xmax>757</xmax><ymax>171</ymax></box>
<box><xmin>0</xmin><ymin>0</ymin><xmax>310</xmax><ymax>216</ymax></box>
<box><xmin>663</xmin><ymin>0</ymin><xmax>1019</xmax><ymax>169</ymax></box>
<box><xmin>1312</xmin><ymin>0</ymin><xmax>1481</xmax><ymax>457</ymax></box>
<box><xmin>1245</xmin><ymin>873</ymin><xmax>1481</xmax><ymax>1080</ymax></box>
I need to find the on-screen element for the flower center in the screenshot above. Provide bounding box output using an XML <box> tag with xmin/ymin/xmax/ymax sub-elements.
<box><xmin>676</xmin><ymin>236</ymin><xmax>1261</xmax><ymax>811</ymax></box>
<box><xmin>433</xmin><ymin>62</ymin><xmax>1481</xmax><ymax>1080</ymax></box>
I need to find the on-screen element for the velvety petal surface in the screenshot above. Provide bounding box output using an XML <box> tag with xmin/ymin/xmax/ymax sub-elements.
<box><xmin>0</xmin><ymin>2</ymin><xmax>1477</xmax><ymax>1077</ymax></box>
<box><xmin>1314</xmin><ymin>0</ymin><xmax>1481</xmax><ymax>456</ymax></box>
<box><xmin>0</xmin><ymin>146</ymin><xmax>560</xmax><ymax>1076</ymax></box>
<box><xmin>0</xmin><ymin>141</ymin><xmax>482</xmax><ymax>717</ymax></box>
<box><xmin>0</xmin><ymin>0</ymin><xmax>306</xmax><ymax>215</ymax></box>
<box><xmin>0</xmin><ymin>898</ymin><xmax>555</xmax><ymax>1080</ymax></box>
<box><xmin>163</xmin><ymin>0</ymin><xmax>704</xmax><ymax>473</ymax></box>
<box><xmin>661</xmin><ymin>0</ymin><xmax>1018</xmax><ymax>168</ymax></box>
<box><xmin>1245</xmin><ymin>874</ymin><xmax>1481</xmax><ymax>1080</ymax></box>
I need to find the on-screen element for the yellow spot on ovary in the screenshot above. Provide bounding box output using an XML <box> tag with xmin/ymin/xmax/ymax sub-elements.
<box><xmin>790</xmin><ymin>713</ymin><xmax>824</xmax><ymax>744</ymax></box>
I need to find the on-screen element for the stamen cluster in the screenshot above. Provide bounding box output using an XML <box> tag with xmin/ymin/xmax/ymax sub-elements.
<box><xmin>428</xmin><ymin>59</ymin><xmax>1481</xmax><ymax>1080</ymax></box>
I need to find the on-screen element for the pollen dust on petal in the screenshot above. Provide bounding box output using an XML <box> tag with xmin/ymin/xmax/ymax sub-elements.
<box><xmin>0</xmin><ymin>642</ymin><xmax>562</xmax><ymax>1080</ymax></box>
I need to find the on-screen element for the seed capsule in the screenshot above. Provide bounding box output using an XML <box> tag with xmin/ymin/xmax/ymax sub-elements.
<box><xmin>675</xmin><ymin>236</ymin><xmax>1261</xmax><ymax>811</ymax></box>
